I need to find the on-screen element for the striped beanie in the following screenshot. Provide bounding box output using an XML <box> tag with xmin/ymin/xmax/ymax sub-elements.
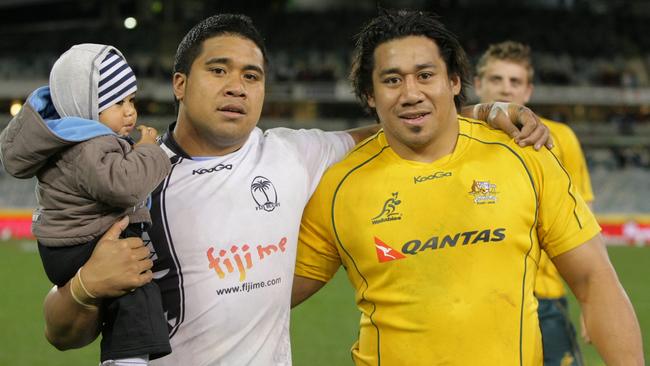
<box><xmin>98</xmin><ymin>51</ymin><xmax>138</xmax><ymax>113</ymax></box>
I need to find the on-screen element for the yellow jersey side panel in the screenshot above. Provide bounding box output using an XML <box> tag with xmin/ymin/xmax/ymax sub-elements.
<box><xmin>536</xmin><ymin>118</ymin><xmax>595</xmax><ymax>298</ymax></box>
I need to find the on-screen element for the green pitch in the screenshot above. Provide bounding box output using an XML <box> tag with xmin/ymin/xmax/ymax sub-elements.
<box><xmin>0</xmin><ymin>241</ymin><xmax>647</xmax><ymax>365</ymax></box>
<box><xmin>0</xmin><ymin>241</ymin><xmax>100</xmax><ymax>365</ymax></box>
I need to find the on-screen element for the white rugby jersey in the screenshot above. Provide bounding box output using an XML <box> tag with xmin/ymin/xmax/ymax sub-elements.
<box><xmin>148</xmin><ymin>124</ymin><xmax>354</xmax><ymax>366</ymax></box>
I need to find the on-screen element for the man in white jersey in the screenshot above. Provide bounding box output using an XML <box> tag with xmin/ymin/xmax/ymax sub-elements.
<box><xmin>40</xmin><ymin>14</ymin><xmax>552</xmax><ymax>366</ymax></box>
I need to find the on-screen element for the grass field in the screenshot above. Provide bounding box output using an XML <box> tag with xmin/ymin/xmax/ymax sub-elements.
<box><xmin>1</xmin><ymin>240</ymin><xmax>647</xmax><ymax>365</ymax></box>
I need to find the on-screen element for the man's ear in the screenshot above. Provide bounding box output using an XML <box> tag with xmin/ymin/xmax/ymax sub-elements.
<box><xmin>367</xmin><ymin>93</ymin><xmax>376</xmax><ymax>109</ymax></box>
<box><xmin>523</xmin><ymin>83</ymin><xmax>533</xmax><ymax>104</ymax></box>
<box><xmin>473</xmin><ymin>76</ymin><xmax>483</xmax><ymax>97</ymax></box>
<box><xmin>451</xmin><ymin>74</ymin><xmax>461</xmax><ymax>96</ymax></box>
<box><xmin>172</xmin><ymin>72</ymin><xmax>187</xmax><ymax>102</ymax></box>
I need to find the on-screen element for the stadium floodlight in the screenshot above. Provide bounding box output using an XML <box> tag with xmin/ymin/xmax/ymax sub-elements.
<box><xmin>124</xmin><ymin>17</ymin><xmax>137</xmax><ymax>29</ymax></box>
<box><xmin>10</xmin><ymin>101</ymin><xmax>22</xmax><ymax>116</ymax></box>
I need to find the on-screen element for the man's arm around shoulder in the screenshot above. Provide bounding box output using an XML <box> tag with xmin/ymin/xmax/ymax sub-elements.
<box><xmin>346</xmin><ymin>103</ymin><xmax>554</xmax><ymax>148</ymax></box>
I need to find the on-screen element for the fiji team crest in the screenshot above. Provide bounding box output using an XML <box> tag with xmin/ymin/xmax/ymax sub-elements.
<box><xmin>251</xmin><ymin>176</ymin><xmax>280</xmax><ymax>212</ymax></box>
<box><xmin>468</xmin><ymin>180</ymin><xmax>498</xmax><ymax>204</ymax></box>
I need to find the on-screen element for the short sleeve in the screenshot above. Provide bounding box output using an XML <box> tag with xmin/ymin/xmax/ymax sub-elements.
<box><xmin>265</xmin><ymin>128</ymin><xmax>354</xmax><ymax>195</ymax></box>
<box><xmin>533</xmin><ymin>148</ymin><xmax>601</xmax><ymax>258</ymax></box>
<box><xmin>555</xmin><ymin>125</ymin><xmax>594</xmax><ymax>203</ymax></box>
<box><xmin>295</xmin><ymin>174</ymin><xmax>342</xmax><ymax>282</ymax></box>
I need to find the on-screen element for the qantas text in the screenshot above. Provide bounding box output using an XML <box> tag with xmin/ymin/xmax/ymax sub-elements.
<box><xmin>401</xmin><ymin>228</ymin><xmax>506</xmax><ymax>254</ymax></box>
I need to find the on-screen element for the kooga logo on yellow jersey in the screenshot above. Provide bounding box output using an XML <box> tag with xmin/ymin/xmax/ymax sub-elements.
<box><xmin>413</xmin><ymin>171</ymin><xmax>451</xmax><ymax>184</ymax></box>
<box><xmin>401</xmin><ymin>228</ymin><xmax>506</xmax><ymax>255</ymax></box>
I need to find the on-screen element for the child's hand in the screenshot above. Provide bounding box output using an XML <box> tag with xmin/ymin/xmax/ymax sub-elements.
<box><xmin>135</xmin><ymin>125</ymin><xmax>159</xmax><ymax>145</ymax></box>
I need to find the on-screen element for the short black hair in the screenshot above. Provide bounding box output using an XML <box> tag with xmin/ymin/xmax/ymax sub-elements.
<box><xmin>350</xmin><ymin>9</ymin><xmax>470</xmax><ymax>116</ymax></box>
<box><xmin>173</xmin><ymin>13</ymin><xmax>268</xmax><ymax>76</ymax></box>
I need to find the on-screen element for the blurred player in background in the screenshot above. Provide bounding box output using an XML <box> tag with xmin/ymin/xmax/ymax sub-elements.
<box><xmin>292</xmin><ymin>9</ymin><xmax>642</xmax><ymax>366</ymax></box>
<box><xmin>474</xmin><ymin>41</ymin><xmax>595</xmax><ymax>366</ymax></box>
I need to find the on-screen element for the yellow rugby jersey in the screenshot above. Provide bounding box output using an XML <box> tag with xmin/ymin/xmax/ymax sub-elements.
<box><xmin>296</xmin><ymin>117</ymin><xmax>600</xmax><ymax>366</ymax></box>
<box><xmin>535</xmin><ymin>118</ymin><xmax>595</xmax><ymax>299</ymax></box>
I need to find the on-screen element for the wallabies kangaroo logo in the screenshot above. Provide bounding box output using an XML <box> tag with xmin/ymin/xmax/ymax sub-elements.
<box><xmin>371</xmin><ymin>192</ymin><xmax>403</xmax><ymax>224</ymax></box>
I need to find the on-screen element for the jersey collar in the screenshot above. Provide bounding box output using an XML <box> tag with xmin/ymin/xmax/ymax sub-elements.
<box><xmin>160</xmin><ymin>122</ymin><xmax>192</xmax><ymax>159</ymax></box>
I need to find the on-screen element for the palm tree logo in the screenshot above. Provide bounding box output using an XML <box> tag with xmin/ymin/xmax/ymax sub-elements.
<box><xmin>251</xmin><ymin>176</ymin><xmax>278</xmax><ymax>212</ymax></box>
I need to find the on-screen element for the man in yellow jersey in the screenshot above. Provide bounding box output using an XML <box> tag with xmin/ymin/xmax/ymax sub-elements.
<box><xmin>474</xmin><ymin>41</ymin><xmax>594</xmax><ymax>366</ymax></box>
<box><xmin>292</xmin><ymin>9</ymin><xmax>643</xmax><ymax>366</ymax></box>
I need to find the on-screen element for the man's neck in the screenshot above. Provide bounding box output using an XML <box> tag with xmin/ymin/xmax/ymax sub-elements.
<box><xmin>387</xmin><ymin>116</ymin><xmax>459</xmax><ymax>164</ymax></box>
<box><xmin>173</xmin><ymin>118</ymin><xmax>248</xmax><ymax>157</ymax></box>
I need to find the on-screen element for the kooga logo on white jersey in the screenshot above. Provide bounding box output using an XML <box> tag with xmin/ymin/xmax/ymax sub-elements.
<box><xmin>192</xmin><ymin>163</ymin><xmax>233</xmax><ymax>175</ymax></box>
